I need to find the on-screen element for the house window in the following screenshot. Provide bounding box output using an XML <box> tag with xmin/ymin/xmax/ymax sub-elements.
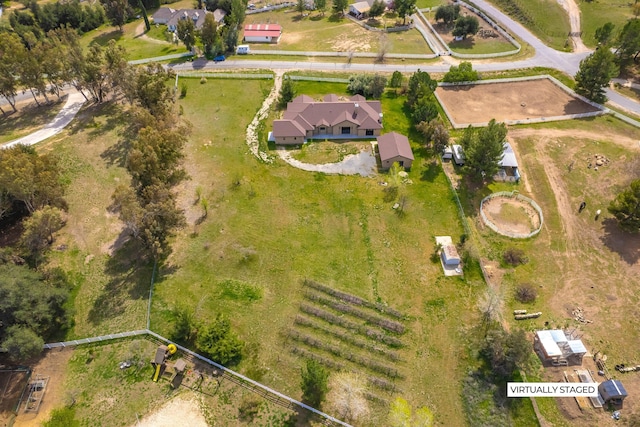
<box><xmin>399</xmin><ymin>161</ymin><xmax>404</xmax><ymax>167</ymax></box>
<box><xmin>320</xmin><ymin>127</ymin><xmax>326</xmax><ymax>132</ymax></box>
<box><xmin>366</xmin><ymin>129</ymin><xmax>374</xmax><ymax>136</ymax></box>
<box><xmin>341</xmin><ymin>127</ymin><xmax>350</xmax><ymax>134</ymax></box>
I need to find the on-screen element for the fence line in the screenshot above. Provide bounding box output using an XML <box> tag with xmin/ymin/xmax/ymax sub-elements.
<box><xmin>177</xmin><ymin>72</ymin><xmax>274</xmax><ymax>79</ymax></box>
<box><xmin>43</xmin><ymin>330</ymin><xmax>149</xmax><ymax>349</ymax></box>
<box><xmin>43</xmin><ymin>329</ymin><xmax>351</xmax><ymax>426</ymax></box>
<box><xmin>288</xmin><ymin>75</ymin><xmax>350</xmax><ymax>83</ymax></box>
<box><xmin>436</xmin><ymin>75</ymin><xmax>609</xmax><ymax>129</ymax></box>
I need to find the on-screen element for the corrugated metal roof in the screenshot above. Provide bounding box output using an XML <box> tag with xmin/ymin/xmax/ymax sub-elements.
<box><xmin>567</xmin><ymin>340</ymin><xmax>587</xmax><ymax>354</ymax></box>
<box><xmin>498</xmin><ymin>142</ymin><xmax>518</xmax><ymax>168</ymax></box>
<box><xmin>536</xmin><ymin>331</ymin><xmax>562</xmax><ymax>357</ymax></box>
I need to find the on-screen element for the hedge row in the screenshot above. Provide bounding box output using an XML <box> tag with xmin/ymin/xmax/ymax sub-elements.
<box><xmin>303</xmin><ymin>279</ymin><xmax>405</xmax><ymax>319</ymax></box>
<box><xmin>299</xmin><ymin>304</ymin><xmax>404</xmax><ymax>348</ymax></box>
<box><xmin>287</xmin><ymin>329</ymin><xmax>403</xmax><ymax>379</ymax></box>
<box><xmin>294</xmin><ymin>315</ymin><xmax>402</xmax><ymax>361</ymax></box>
<box><xmin>304</xmin><ymin>291</ymin><xmax>405</xmax><ymax>334</ymax></box>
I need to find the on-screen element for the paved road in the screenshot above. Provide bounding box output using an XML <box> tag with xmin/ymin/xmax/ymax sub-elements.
<box><xmin>2</xmin><ymin>91</ymin><xmax>86</xmax><ymax>149</ymax></box>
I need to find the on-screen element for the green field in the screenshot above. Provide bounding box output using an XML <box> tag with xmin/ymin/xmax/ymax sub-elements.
<box><xmin>487</xmin><ymin>0</ymin><xmax>571</xmax><ymax>51</ymax></box>
<box><xmin>244</xmin><ymin>10</ymin><xmax>433</xmax><ymax>54</ymax></box>
<box><xmin>11</xmin><ymin>68</ymin><xmax>640</xmax><ymax>426</ymax></box>
<box><xmin>79</xmin><ymin>20</ymin><xmax>188</xmax><ymax>61</ymax></box>
<box><xmin>580</xmin><ymin>0</ymin><xmax>634</xmax><ymax>48</ymax></box>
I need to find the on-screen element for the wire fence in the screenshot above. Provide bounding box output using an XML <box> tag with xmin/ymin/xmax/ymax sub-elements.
<box><xmin>43</xmin><ymin>329</ymin><xmax>351</xmax><ymax>426</ymax></box>
<box><xmin>177</xmin><ymin>72</ymin><xmax>274</xmax><ymax>79</ymax></box>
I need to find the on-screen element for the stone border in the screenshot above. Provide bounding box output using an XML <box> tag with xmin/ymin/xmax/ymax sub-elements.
<box><xmin>480</xmin><ymin>191</ymin><xmax>544</xmax><ymax>239</ymax></box>
<box><xmin>434</xmin><ymin>75</ymin><xmax>609</xmax><ymax>129</ymax></box>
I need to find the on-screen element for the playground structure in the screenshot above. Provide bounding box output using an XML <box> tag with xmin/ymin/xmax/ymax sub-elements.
<box><xmin>24</xmin><ymin>375</ymin><xmax>48</xmax><ymax>413</ymax></box>
<box><xmin>170</xmin><ymin>359</ymin><xmax>187</xmax><ymax>389</ymax></box>
<box><xmin>151</xmin><ymin>344</ymin><xmax>177</xmax><ymax>382</ymax></box>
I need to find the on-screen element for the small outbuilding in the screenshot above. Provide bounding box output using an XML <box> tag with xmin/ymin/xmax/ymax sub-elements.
<box><xmin>495</xmin><ymin>142</ymin><xmax>521</xmax><ymax>182</ymax></box>
<box><xmin>441</xmin><ymin>244</ymin><xmax>460</xmax><ymax>266</ymax></box>
<box><xmin>377</xmin><ymin>132</ymin><xmax>414</xmax><ymax>170</ymax></box>
<box><xmin>243</xmin><ymin>24</ymin><xmax>282</xmax><ymax>43</ymax></box>
<box><xmin>349</xmin><ymin>1</ymin><xmax>370</xmax><ymax>19</ymax></box>
<box><xmin>599</xmin><ymin>380</ymin><xmax>628</xmax><ymax>407</ymax></box>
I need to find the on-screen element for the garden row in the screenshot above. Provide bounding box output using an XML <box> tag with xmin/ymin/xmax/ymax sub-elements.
<box><xmin>287</xmin><ymin>281</ymin><xmax>408</xmax><ymax>397</ymax></box>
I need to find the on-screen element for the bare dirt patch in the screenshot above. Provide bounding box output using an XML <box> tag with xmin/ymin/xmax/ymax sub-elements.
<box><xmin>436</xmin><ymin>79</ymin><xmax>601</xmax><ymax>125</ymax></box>
<box><xmin>14</xmin><ymin>349</ymin><xmax>73</xmax><ymax>427</ymax></box>
<box><xmin>133</xmin><ymin>394</ymin><xmax>207</xmax><ymax>427</ymax></box>
<box><xmin>481</xmin><ymin>195</ymin><xmax>541</xmax><ymax>236</ymax></box>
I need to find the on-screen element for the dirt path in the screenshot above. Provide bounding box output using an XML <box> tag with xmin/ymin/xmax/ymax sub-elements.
<box><xmin>509</xmin><ymin>127</ymin><xmax>640</xmax><ymax>152</ymax></box>
<box><xmin>245</xmin><ymin>71</ymin><xmax>284</xmax><ymax>163</ymax></box>
<box><xmin>134</xmin><ymin>22</ymin><xmax>172</xmax><ymax>45</ymax></box>
<box><xmin>556</xmin><ymin>0</ymin><xmax>589</xmax><ymax>53</ymax></box>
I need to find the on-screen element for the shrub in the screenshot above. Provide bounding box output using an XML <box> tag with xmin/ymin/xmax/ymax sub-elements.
<box><xmin>515</xmin><ymin>283</ymin><xmax>537</xmax><ymax>303</ymax></box>
<box><xmin>503</xmin><ymin>248</ymin><xmax>528</xmax><ymax>266</ymax></box>
<box><xmin>200</xmin><ymin>77</ymin><xmax>207</xmax><ymax>84</ymax></box>
<box><xmin>180</xmin><ymin>83</ymin><xmax>188</xmax><ymax>98</ymax></box>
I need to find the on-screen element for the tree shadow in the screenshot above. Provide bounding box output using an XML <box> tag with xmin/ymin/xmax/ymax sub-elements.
<box><xmin>89</xmin><ymin>30</ymin><xmax>124</xmax><ymax>47</ymax></box>
<box><xmin>420</xmin><ymin>159</ymin><xmax>440</xmax><ymax>182</ymax></box>
<box><xmin>328</xmin><ymin>13</ymin><xmax>345</xmax><ymax>22</ymax></box>
<box><xmin>600</xmin><ymin>218</ymin><xmax>640</xmax><ymax>265</ymax></box>
<box><xmin>87</xmin><ymin>239</ymin><xmax>153</xmax><ymax>325</ymax></box>
<box><xmin>563</xmin><ymin>99</ymin><xmax>601</xmax><ymax>115</ymax></box>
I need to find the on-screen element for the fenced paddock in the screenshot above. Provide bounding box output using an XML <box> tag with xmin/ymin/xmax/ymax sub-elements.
<box><xmin>480</xmin><ymin>191</ymin><xmax>544</xmax><ymax>239</ymax></box>
<box><xmin>435</xmin><ymin>75</ymin><xmax>606</xmax><ymax>129</ymax></box>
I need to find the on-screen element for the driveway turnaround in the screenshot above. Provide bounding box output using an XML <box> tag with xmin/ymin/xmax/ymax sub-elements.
<box><xmin>2</xmin><ymin>91</ymin><xmax>86</xmax><ymax>149</ymax></box>
<box><xmin>276</xmin><ymin>146</ymin><xmax>377</xmax><ymax>177</ymax></box>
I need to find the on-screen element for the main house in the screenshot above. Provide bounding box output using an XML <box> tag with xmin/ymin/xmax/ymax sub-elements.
<box><xmin>271</xmin><ymin>94</ymin><xmax>383</xmax><ymax>145</ymax></box>
<box><xmin>152</xmin><ymin>7</ymin><xmax>226</xmax><ymax>32</ymax></box>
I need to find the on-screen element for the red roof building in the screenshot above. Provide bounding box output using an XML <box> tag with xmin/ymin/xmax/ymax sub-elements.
<box><xmin>243</xmin><ymin>24</ymin><xmax>282</xmax><ymax>43</ymax></box>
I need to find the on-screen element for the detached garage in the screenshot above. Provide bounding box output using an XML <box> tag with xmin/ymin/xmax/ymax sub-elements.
<box><xmin>377</xmin><ymin>132</ymin><xmax>414</xmax><ymax>170</ymax></box>
<box><xmin>243</xmin><ymin>24</ymin><xmax>282</xmax><ymax>43</ymax></box>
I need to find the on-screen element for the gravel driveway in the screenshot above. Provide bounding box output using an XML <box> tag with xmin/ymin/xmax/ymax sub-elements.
<box><xmin>276</xmin><ymin>145</ymin><xmax>377</xmax><ymax>177</ymax></box>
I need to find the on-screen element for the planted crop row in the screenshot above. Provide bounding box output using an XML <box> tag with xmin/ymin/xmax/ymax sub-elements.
<box><xmin>294</xmin><ymin>315</ymin><xmax>402</xmax><ymax>362</ymax></box>
<box><xmin>290</xmin><ymin>346</ymin><xmax>398</xmax><ymax>393</ymax></box>
<box><xmin>299</xmin><ymin>304</ymin><xmax>404</xmax><ymax>348</ymax></box>
<box><xmin>304</xmin><ymin>291</ymin><xmax>405</xmax><ymax>334</ymax></box>
<box><xmin>303</xmin><ymin>279</ymin><xmax>405</xmax><ymax>319</ymax></box>
<box><xmin>287</xmin><ymin>329</ymin><xmax>403</xmax><ymax>379</ymax></box>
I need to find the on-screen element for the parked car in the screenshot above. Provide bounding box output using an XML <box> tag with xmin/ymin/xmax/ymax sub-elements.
<box><xmin>214</xmin><ymin>55</ymin><xmax>226</xmax><ymax>62</ymax></box>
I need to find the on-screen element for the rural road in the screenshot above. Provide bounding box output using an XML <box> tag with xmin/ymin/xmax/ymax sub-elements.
<box><xmin>2</xmin><ymin>91</ymin><xmax>86</xmax><ymax>149</ymax></box>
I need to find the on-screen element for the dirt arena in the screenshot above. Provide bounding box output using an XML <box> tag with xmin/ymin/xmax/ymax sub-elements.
<box><xmin>436</xmin><ymin>78</ymin><xmax>602</xmax><ymax>126</ymax></box>
<box><xmin>481</xmin><ymin>195</ymin><xmax>541</xmax><ymax>236</ymax></box>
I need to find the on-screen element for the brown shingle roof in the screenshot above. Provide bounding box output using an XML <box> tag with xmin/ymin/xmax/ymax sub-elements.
<box><xmin>273</xmin><ymin>96</ymin><xmax>383</xmax><ymax>139</ymax></box>
<box><xmin>377</xmin><ymin>132</ymin><xmax>414</xmax><ymax>162</ymax></box>
<box><xmin>324</xmin><ymin>94</ymin><xmax>339</xmax><ymax>102</ymax></box>
<box><xmin>273</xmin><ymin>120</ymin><xmax>306</xmax><ymax>137</ymax></box>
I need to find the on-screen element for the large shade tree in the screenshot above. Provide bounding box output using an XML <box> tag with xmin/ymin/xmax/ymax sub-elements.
<box><xmin>575</xmin><ymin>47</ymin><xmax>618</xmax><ymax>104</ymax></box>
<box><xmin>608</xmin><ymin>179</ymin><xmax>640</xmax><ymax>232</ymax></box>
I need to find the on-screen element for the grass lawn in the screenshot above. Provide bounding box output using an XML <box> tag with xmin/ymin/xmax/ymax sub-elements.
<box><xmin>486</xmin><ymin>0</ymin><xmax>571</xmax><ymax>51</ymax></box>
<box><xmin>580</xmin><ymin>0</ymin><xmax>634</xmax><ymax>48</ymax></box>
<box><xmin>244</xmin><ymin>10</ymin><xmax>432</xmax><ymax>54</ymax></box>
<box><xmin>36</xmin><ymin>101</ymin><xmax>151</xmax><ymax>338</ymax></box>
<box><xmin>79</xmin><ymin>20</ymin><xmax>188</xmax><ymax>61</ymax></box>
<box><xmin>448</xmin><ymin>37</ymin><xmax>517</xmax><ymax>55</ymax></box>
<box><xmin>57</xmin><ymin>339</ymin><xmax>293</xmax><ymax>426</ymax></box>
<box><xmin>289</xmin><ymin>140</ymin><xmax>372</xmax><ymax>163</ymax></box>
<box><xmin>145</xmin><ymin>76</ymin><xmax>487</xmax><ymax>425</ymax></box>
<box><xmin>0</xmin><ymin>98</ymin><xmax>65</xmax><ymax>144</ymax></box>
